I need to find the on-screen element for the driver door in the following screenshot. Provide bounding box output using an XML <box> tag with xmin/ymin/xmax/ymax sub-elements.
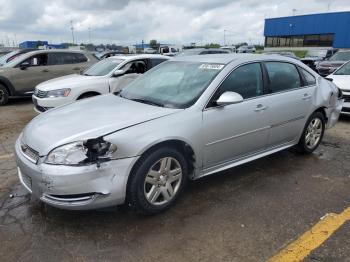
<box><xmin>202</xmin><ymin>63</ymin><xmax>270</xmax><ymax>169</ymax></box>
<box><xmin>11</xmin><ymin>53</ymin><xmax>49</xmax><ymax>94</ymax></box>
<box><xmin>109</xmin><ymin>59</ymin><xmax>146</xmax><ymax>93</ymax></box>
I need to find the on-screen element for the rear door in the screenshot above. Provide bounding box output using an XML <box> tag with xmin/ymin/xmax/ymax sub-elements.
<box><xmin>47</xmin><ymin>52</ymin><xmax>83</xmax><ymax>78</ymax></box>
<box><xmin>262</xmin><ymin>62</ymin><xmax>316</xmax><ymax>148</ymax></box>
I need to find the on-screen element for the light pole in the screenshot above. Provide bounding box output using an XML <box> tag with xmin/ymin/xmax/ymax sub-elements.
<box><xmin>70</xmin><ymin>20</ymin><xmax>75</xmax><ymax>44</ymax></box>
<box><xmin>88</xmin><ymin>27</ymin><xmax>91</xmax><ymax>44</ymax></box>
<box><xmin>224</xmin><ymin>30</ymin><xmax>227</xmax><ymax>46</ymax></box>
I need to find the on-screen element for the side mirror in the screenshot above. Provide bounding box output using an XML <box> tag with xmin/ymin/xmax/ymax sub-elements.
<box><xmin>20</xmin><ymin>62</ymin><xmax>30</xmax><ymax>70</ymax></box>
<box><xmin>216</xmin><ymin>91</ymin><xmax>243</xmax><ymax>106</ymax></box>
<box><xmin>112</xmin><ymin>69</ymin><xmax>125</xmax><ymax>77</ymax></box>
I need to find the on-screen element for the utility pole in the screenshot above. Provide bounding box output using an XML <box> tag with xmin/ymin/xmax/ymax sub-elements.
<box><xmin>70</xmin><ymin>20</ymin><xmax>75</xmax><ymax>44</ymax></box>
<box><xmin>88</xmin><ymin>27</ymin><xmax>91</xmax><ymax>44</ymax></box>
<box><xmin>224</xmin><ymin>30</ymin><xmax>226</xmax><ymax>46</ymax></box>
<box><xmin>292</xmin><ymin>9</ymin><xmax>297</xmax><ymax>16</ymax></box>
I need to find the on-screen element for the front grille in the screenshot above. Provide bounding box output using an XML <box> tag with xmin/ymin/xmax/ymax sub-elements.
<box><xmin>343</xmin><ymin>94</ymin><xmax>350</xmax><ymax>103</ymax></box>
<box><xmin>21</xmin><ymin>143</ymin><xmax>40</xmax><ymax>164</ymax></box>
<box><xmin>342</xmin><ymin>107</ymin><xmax>350</xmax><ymax>113</ymax></box>
<box><xmin>34</xmin><ymin>88</ymin><xmax>47</xmax><ymax>98</ymax></box>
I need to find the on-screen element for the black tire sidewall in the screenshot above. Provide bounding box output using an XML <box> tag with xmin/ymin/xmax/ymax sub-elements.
<box><xmin>298</xmin><ymin>112</ymin><xmax>325</xmax><ymax>153</ymax></box>
<box><xmin>127</xmin><ymin>147</ymin><xmax>188</xmax><ymax>214</ymax></box>
<box><xmin>0</xmin><ymin>85</ymin><xmax>9</xmax><ymax>106</ymax></box>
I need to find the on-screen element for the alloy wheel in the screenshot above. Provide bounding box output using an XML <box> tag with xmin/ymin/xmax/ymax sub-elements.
<box><xmin>144</xmin><ymin>157</ymin><xmax>182</xmax><ymax>206</ymax></box>
<box><xmin>305</xmin><ymin>117</ymin><xmax>323</xmax><ymax>149</ymax></box>
<box><xmin>0</xmin><ymin>90</ymin><xmax>4</xmax><ymax>103</ymax></box>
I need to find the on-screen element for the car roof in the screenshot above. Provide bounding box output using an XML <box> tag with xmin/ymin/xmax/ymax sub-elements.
<box><xmin>107</xmin><ymin>54</ymin><xmax>170</xmax><ymax>60</ymax></box>
<box><xmin>171</xmin><ymin>53</ymin><xmax>303</xmax><ymax>65</ymax></box>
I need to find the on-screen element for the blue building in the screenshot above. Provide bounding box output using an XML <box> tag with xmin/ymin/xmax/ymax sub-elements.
<box><xmin>19</xmin><ymin>41</ymin><xmax>66</xmax><ymax>49</ymax></box>
<box><xmin>264</xmin><ymin>11</ymin><xmax>350</xmax><ymax>48</ymax></box>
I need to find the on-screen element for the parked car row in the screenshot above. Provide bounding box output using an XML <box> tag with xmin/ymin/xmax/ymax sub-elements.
<box><xmin>32</xmin><ymin>54</ymin><xmax>169</xmax><ymax>112</ymax></box>
<box><xmin>15</xmin><ymin>53</ymin><xmax>343</xmax><ymax>214</ymax></box>
<box><xmin>0</xmin><ymin>49</ymin><xmax>98</xmax><ymax>105</ymax></box>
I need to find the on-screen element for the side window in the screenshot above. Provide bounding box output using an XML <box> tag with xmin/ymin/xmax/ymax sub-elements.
<box><xmin>21</xmin><ymin>54</ymin><xmax>48</xmax><ymax>67</ymax></box>
<box><xmin>265</xmin><ymin>62</ymin><xmax>301</xmax><ymax>93</ymax></box>
<box><xmin>300</xmin><ymin>67</ymin><xmax>316</xmax><ymax>86</ymax></box>
<box><xmin>48</xmin><ymin>53</ymin><xmax>66</xmax><ymax>65</ymax></box>
<box><xmin>215</xmin><ymin>63</ymin><xmax>264</xmax><ymax>100</ymax></box>
<box><xmin>74</xmin><ymin>53</ymin><xmax>88</xmax><ymax>63</ymax></box>
<box><xmin>150</xmin><ymin>59</ymin><xmax>167</xmax><ymax>68</ymax></box>
<box><xmin>121</xmin><ymin>60</ymin><xmax>146</xmax><ymax>74</ymax></box>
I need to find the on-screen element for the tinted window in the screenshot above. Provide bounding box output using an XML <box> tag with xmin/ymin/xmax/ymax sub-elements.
<box><xmin>216</xmin><ymin>63</ymin><xmax>263</xmax><ymax>99</ymax></box>
<box><xmin>265</xmin><ymin>62</ymin><xmax>301</xmax><ymax>93</ymax></box>
<box><xmin>48</xmin><ymin>53</ymin><xmax>87</xmax><ymax>65</ymax></box>
<box><xmin>74</xmin><ymin>53</ymin><xmax>88</xmax><ymax>63</ymax></box>
<box><xmin>300</xmin><ymin>68</ymin><xmax>316</xmax><ymax>85</ymax></box>
<box><xmin>21</xmin><ymin>54</ymin><xmax>48</xmax><ymax>66</ymax></box>
<box><xmin>150</xmin><ymin>58</ymin><xmax>167</xmax><ymax>68</ymax></box>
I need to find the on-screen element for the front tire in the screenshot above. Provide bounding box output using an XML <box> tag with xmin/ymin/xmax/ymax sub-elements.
<box><xmin>297</xmin><ymin>112</ymin><xmax>325</xmax><ymax>154</ymax></box>
<box><xmin>0</xmin><ymin>85</ymin><xmax>9</xmax><ymax>106</ymax></box>
<box><xmin>126</xmin><ymin>147</ymin><xmax>188</xmax><ymax>215</ymax></box>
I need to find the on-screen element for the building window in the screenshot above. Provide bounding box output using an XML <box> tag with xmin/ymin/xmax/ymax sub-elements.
<box><xmin>265</xmin><ymin>34</ymin><xmax>334</xmax><ymax>47</ymax></box>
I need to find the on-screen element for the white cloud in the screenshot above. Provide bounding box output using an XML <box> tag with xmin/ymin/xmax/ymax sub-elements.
<box><xmin>0</xmin><ymin>0</ymin><xmax>350</xmax><ymax>46</ymax></box>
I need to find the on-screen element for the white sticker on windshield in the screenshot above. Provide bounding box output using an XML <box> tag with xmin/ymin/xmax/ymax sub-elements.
<box><xmin>199</xmin><ymin>64</ymin><xmax>225</xmax><ymax>70</ymax></box>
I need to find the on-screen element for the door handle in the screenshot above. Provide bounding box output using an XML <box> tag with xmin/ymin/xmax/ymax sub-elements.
<box><xmin>254</xmin><ymin>104</ymin><xmax>268</xmax><ymax>112</ymax></box>
<box><xmin>42</xmin><ymin>69</ymin><xmax>49</xmax><ymax>72</ymax></box>
<box><xmin>302</xmin><ymin>93</ymin><xmax>312</xmax><ymax>100</ymax></box>
<box><xmin>73</xmin><ymin>67</ymin><xmax>81</xmax><ymax>70</ymax></box>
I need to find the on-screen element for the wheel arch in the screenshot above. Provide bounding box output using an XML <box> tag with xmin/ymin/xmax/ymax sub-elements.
<box><xmin>0</xmin><ymin>76</ymin><xmax>15</xmax><ymax>96</ymax></box>
<box><xmin>129</xmin><ymin>139</ymin><xmax>197</xmax><ymax>182</ymax></box>
<box><xmin>77</xmin><ymin>91</ymin><xmax>101</xmax><ymax>100</ymax></box>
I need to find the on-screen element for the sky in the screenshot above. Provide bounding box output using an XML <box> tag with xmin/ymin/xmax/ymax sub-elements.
<box><xmin>1</xmin><ymin>0</ymin><xmax>350</xmax><ymax>47</ymax></box>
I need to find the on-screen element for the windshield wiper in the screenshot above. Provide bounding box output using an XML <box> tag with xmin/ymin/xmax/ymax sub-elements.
<box><xmin>130</xmin><ymin>98</ymin><xmax>165</xmax><ymax>107</ymax></box>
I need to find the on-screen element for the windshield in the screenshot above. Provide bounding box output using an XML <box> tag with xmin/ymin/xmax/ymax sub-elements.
<box><xmin>334</xmin><ymin>61</ymin><xmax>350</xmax><ymax>75</ymax></box>
<box><xmin>83</xmin><ymin>58</ymin><xmax>124</xmax><ymax>76</ymax></box>
<box><xmin>118</xmin><ymin>61</ymin><xmax>224</xmax><ymax>109</ymax></box>
<box><xmin>306</xmin><ymin>50</ymin><xmax>327</xmax><ymax>57</ymax></box>
<box><xmin>329</xmin><ymin>52</ymin><xmax>350</xmax><ymax>61</ymax></box>
<box><xmin>0</xmin><ymin>51</ymin><xmax>20</xmax><ymax>66</ymax></box>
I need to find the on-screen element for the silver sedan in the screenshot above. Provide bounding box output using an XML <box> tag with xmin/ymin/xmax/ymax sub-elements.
<box><xmin>15</xmin><ymin>54</ymin><xmax>343</xmax><ymax>214</ymax></box>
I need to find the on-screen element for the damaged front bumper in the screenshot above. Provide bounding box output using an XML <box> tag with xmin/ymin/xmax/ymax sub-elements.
<box><xmin>15</xmin><ymin>138</ymin><xmax>139</xmax><ymax>210</ymax></box>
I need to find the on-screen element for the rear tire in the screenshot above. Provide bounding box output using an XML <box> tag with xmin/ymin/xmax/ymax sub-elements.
<box><xmin>0</xmin><ymin>85</ymin><xmax>9</xmax><ymax>106</ymax></box>
<box><xmin>126</xmin><ymin>146</ymin><xmax>188</xmax><ymax>215</ymax></box>
<box><xmin>296</xmin><ymin>112</ymin><xmax>325</xmax><ymax>154</ymax></box>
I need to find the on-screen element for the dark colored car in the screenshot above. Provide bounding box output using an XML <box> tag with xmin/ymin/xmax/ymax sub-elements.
<box><xmin>317</xmin><ymin>50</ymin><xmax>350</xmax><ymax>76</ymax></box>
<box><xmin>301</xmin><ymin>49</ymin><xmax>338</xmax><ymax>71</ymax></box>
<box><xmin>0</xmin><ymin>49</ymin><xmax>38</xmax><ymax>66</ymax></box>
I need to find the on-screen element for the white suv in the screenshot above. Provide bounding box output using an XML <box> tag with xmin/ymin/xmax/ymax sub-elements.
<box><xmin>32</xmin><ymin>54</ymin><xmax>170</xmax><ymax>112</ymax></box>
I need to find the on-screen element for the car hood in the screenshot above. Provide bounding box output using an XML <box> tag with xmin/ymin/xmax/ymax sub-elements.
<box><xmin>36</xmin><ymin>74</ymin><xmax>106</xmax><ymax>91</ymax></box>
<box><xmin>329</xmin><ymin>75</ymin><xmax>350</xmax><ymax>91</ymax></box>
<box><xmin>319</xmin><ymin>61</ymin><xmax>345</xmax><ymax>67</ymax></box>
<box><xmin>22</xmin><ymin>94</ymin><xmax>182</xmax><ymax>155</ymax></box>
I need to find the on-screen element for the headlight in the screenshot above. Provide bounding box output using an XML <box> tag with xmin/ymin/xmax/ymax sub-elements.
<box><xmin>46</xmin><ymin>88</ymin><xmax>71</xmax><ymax>98</ymax></box>
<box><xmin>45</xmin><ymin>139</ymin><xmax>118</xmax><ymax>165</ymax></box>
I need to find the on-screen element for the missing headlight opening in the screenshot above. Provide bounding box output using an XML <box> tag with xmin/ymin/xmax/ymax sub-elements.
<box><xmin>84</xmin><ymin>138</ymin><xmax>118</xmax><ymax>166</ymax></box>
